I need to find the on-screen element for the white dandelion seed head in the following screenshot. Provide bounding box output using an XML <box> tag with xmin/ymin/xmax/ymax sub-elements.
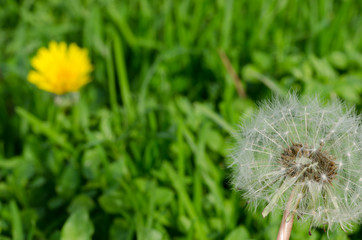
<box><xmin>230</xmin><ymin>93</ymin><xmax>362</xmax><ymax>232</ymax></box>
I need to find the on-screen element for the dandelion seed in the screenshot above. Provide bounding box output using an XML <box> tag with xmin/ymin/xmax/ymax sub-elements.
<box><xmin>321</xmin><ymin>174</ymin><xmax>328</xmax><ymax>181</ymax></box>
<box><xmin>27</xmin><ymin>41</ymin><xmax>93</xmax><ymax>95</ymax></box>
<box><xmin>230</xmin><ymin>94</ymin><xmax>362</xmax><ymax>239</ymax></box>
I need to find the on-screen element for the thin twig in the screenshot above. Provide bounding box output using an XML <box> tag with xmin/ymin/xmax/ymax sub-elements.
<box><xmin>218</xmin><ymin>49</ymin><xmax>247</xmax><ymax>99</ymax></box>
<box><xmin>277</xmin><ymin>190</ymin><xmax>295</xmax><ymax>240</ymax></box>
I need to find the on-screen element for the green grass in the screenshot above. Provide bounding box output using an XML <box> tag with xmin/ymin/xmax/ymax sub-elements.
<box><xmin>1</xmin><ymin>0</ymin><xmax>362</xmax><ymax>239</ymax></box>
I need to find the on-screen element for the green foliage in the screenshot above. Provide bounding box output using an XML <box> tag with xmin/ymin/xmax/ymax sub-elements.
<box><xmin>1</xmin><ymin>0</ymin><xmax>362</xmax><ymax>239</ymax></box>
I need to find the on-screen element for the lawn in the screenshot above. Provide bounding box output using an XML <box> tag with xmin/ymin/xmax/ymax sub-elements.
<box><xmin>1</xmin><ymin>0</ymin><xmax>362</xmax><ymax>239</ymax></box>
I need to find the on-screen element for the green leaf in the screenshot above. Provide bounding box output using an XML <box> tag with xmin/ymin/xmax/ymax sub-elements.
<box><xmin>56</xmin><ymin>165</ymin><xmax>80</xmax><ymax>198</ymax></box>
<box><xmin>109</xmin><ymin>218</ymin><xmax>132</xmax><ymax>240</ymax></box>
<box><xmin>60</xmin><ymin>208</ymin><xmax>94</xmax><ymax>240</ymax></box>
<box><xmin>205</xmin><ymin>129</ymin><xmax>223</xmax><ymax>152</ymax></box>
<box><xmin>153</xmin><ymin>187</ymin><xmax>174</xmax><ymax>206</ymax></box>
<box><xmin>68</xmin><ymin>195</ymin><xmax>95</xmax><ymax>213</ymax></box>
<box><xmin>328</xmin><ymin>51</ymin><xmax>348</xmax><ymax>70</ymax></box>
<box><xmin>82</xmin><ymin>148</ymin><xmax>101</xmax><ymax>180</ymax></box>
<box><xmin>225</xmin><ymin>226</ymin><xmax>250</xmax><ymax>240</ymax></box>
<box><xmin>10</xmin><ymin>201</ymin><xmax>24</xmax><ymax>240</ymax></box>
<box><xmin>15</xmin><ymin>107</ymin><xmax>72</xmax><ymax>151</ymax></box>
<box><xmin>98</xmin><ymin>191</ymin><xmax>124</xmax><ymax>214</ymax></box>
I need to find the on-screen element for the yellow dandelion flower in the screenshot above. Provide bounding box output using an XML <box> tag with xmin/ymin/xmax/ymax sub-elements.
<box><xmin>28</xmin><ymin>41</ymin><xmax>93</xmax><ymax>95</ymax></box>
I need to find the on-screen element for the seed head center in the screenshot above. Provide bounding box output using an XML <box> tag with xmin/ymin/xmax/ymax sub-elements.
<box><xmin>296</xmin><ymin>156</ymin><xmax>312</xmax><ymax>165</ymax></box>
<box><xmin>280</xmin><ymin>143</ymin><xmax>337</xmax><ymax>183</ymax></box>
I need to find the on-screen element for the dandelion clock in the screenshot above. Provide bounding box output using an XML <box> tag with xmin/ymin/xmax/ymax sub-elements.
<box><xmin>230</xmin><ymin>94</ymin><xmax>362</xmax><ymax>239</ymax></box>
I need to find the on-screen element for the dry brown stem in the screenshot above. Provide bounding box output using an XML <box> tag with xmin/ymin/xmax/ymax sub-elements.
<box><xmin>218</xmin><ymin>49</ymin><xmax>247</xmax><ymax>99</ymax></box>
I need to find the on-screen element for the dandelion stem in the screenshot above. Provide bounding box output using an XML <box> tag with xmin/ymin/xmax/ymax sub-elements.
<box><xmin>277</xmin><ymin>190</ymin><xmax>295</xmax><ymax>240</ymax></box>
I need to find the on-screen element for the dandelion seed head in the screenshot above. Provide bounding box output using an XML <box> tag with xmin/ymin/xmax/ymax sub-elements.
<box><xmin>230</xmin><ymin>93</ymin><xmax>362</xmax><ymax>232</ymax></box>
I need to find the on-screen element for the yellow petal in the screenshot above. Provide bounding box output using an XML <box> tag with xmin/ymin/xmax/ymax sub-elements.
<box><xmin>27</xmin><ymin>41</ymin><xmax>93</xmax><ymax>95</ymax></box>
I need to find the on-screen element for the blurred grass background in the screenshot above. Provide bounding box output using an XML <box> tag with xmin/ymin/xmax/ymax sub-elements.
<box><xmin>1</xmin><ymin>0</ymin><xmax>362</xmax><ymax>239</ymax></box>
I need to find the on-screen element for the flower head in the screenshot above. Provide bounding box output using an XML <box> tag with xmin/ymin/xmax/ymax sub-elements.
<box><xmin>230</xmin><ymin>94</ymin><xmax>362</xmax><ymax>232</ymax></box>
<box><xmin>28</xmin><ymin>41</ymin><xmax>92</xmax><ymax>95</ymax></box>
